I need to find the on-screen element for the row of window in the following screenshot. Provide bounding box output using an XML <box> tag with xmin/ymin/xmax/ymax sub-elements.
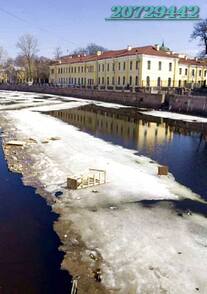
<box><xmin>145</xmin><ymin>76</ymin><xmax>171</xmax><ymax>87</ymax></box>
<box><xmin>52</xmin><ymin>60</ymin><xmax>140</xmax><ymax>75</ymax></box>
<box><xmin>146</xmin><ymin>76</ymin><xmax>204</xmax><ymax>87</ymax></box>
<box><xmin>147</xmin><ymin>61</ymin><xmax>207</xmax><ymax>77</ymax></box>
<box><xmin>98</xmin><ymin>61</ymin><xmax>139</xmax><ymax>72</ymax></box>
<box><xmin>147</xmin><ymin>61</ymin><xmax>173</xmax><ymax>71</ymax></box>
<box><xmin>98</xmin><ymin>76</ymin><xmax>139</xmax><ymax>86</ymax></box>
<box><xmin>53</xmin><ymin>63</ymin><xmax>207</xmax><ymax>77</ymax></box>
<box><xmin>58</xmin><ymin>76</ymin><xmax>139</xmax><ymax>86</ymax></box>
<box><xmin>179</xmin><ymin>68</ymin><xmax>206</xmax><ymax>77</ymax></box>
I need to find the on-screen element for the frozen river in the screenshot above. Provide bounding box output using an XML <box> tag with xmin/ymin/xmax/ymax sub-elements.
<box><xmin>1</xmin><ymin>90</ymin><xmax>207</xmax><ymax>294</ymax></box>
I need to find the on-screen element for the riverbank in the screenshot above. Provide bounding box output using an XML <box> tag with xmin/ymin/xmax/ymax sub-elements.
<box><xmin>0</xmin><ymin>130</ymin><xmax>71</xmax><ymax>293</ymax></box>
<box><xmin>1</xmin><ymin>84</ymin><xmax>207</xmax><ymax>116</ymax></box>
<box><xmin>0</xmin><ymin>117</ymin><xmax>107</xmax><ymax>294</ymax></box>
<box><xmin>1</xmin><ymin>91</ymin><xmax>207</xmax><ymax>293</ymax></box>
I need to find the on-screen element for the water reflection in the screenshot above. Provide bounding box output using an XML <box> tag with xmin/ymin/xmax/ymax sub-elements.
<box><xmin>49</xmin><ymin>105</ymin><xmax>207</xmax><ymax>151</ymax></box>
<box><xmin>48</xmin><ymin>104</ymin><xmax>207</xmax><ymax>199</ymax></box>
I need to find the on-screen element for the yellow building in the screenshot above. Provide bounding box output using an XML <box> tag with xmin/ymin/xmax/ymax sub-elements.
<box><xmin>49</xmin><ymin>44</ymin><xmax>207</xmax><ymax>90</ymax></box>
<box><xmin>0</xmin><ymin>68</ymin><xmax>8</xmax><ymax>83</ymax></box>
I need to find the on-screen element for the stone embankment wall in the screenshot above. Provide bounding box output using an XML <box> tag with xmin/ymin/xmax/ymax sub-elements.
<box><xmin>168</xmin><ymin>95</ymin><xmax>207</xmax><ymax>116</ymax></box>
<box><xmin>0</xmin><ymin>84</ymin><xmax>164</xmax><ymax>109</ymax></box>
<box><xmin>1</xmin><ymin>84</ymin><xmax>207</xmax><ymax>116</ymax></box>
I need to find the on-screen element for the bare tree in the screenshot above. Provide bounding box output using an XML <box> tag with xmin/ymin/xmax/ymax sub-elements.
<box><xmin>0</xmin><ymin>46</ymin><xmax>8</xmax><ymax>66</ymax></box>
<box><xmin>191</xmin><ymin>19</ymin><xmax>207</xmax><ymax>56</ymax></box>
<box><xmin>72</xmin><ymin>47</ymin><xmax>88</xmax><ymax>55</ymax></box>
<box><xmin>53</xmin><ymin>47</ymin><xmax>63</xmax><ymax>60</ymax></box>
<box><xmin>16</xmin><ymin>34</ymin><xmax>39</xmax><ymax>81</ymax></box>
<box><xmin>72</xmin><ymin>43</ymin><xmax>108</xmax><ymax>55</ymax></box>
<box><xmin>86</xmin><ymin>43</ymin><xmax>107</xmax><ymax>55</ymax></box>
<box><xmin>33</xmin><ymin>56</ymin><xmax>51</xmax><ymax>83</ymax></box>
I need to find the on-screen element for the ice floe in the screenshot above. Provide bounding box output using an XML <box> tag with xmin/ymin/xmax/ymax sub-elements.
<box><xmin>1</xmin><ymin>90</ymin><xmax>207</xmax><ymax>293</ymax></box>
<box><xmin>141</xmin><ymin>110</ymin><xmax>207</xmax><ymax>123</ymax></box>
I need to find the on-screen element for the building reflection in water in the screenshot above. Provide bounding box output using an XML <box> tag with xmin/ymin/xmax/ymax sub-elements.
<box><xmin>49</xmin><ymin>105</ymin><xmax>178</xmax><ymax>152</ymax></box>
<box><xmin>48</xmin><ymin>105</ymin><xmax>207</xmax><ymax>153</ymax></box>
<box><xmin>48</xmin><ymin>104</ymin><xmax>207</xmax><ymax>199</ymax></box>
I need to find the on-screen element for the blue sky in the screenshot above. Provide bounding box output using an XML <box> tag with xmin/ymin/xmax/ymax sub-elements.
<box><xmin>0</xmin><ymin>0</ymin><xmax>206</xmax><ymax>58</ymax></box>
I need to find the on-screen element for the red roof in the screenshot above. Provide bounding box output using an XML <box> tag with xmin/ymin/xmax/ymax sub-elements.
<box><xmin>179</xmin><ymin>58</ymin><xmax>204</xmax><ymax>66</ymax></box>
<box><xmin>51</xmin><ymin>45</ymin><xmax>206</xmax><ymax>66</ymax></box>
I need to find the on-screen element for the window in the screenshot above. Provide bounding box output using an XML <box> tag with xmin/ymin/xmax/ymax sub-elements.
<box><xmin>118</xmin><ymin>63</ymin><xmax>121</xmax><ymax>70</ymax></box>
<box><xmin>98</xmin><ymin>77</ymin><xmax>101</xmax><ymax>84</ymax></box>
<box><xmin>102</xmin><ymin>64</ymin><xmax>104</xmax><ymax>72</ymax></box>
<box><xmin>102</xmin><ymin>77</ymin><xmax>105</xmax><ymax>84</ymax></box>
<box><xmin>107</xmin><ymin>64</ymin><xmax>110</xmax><ymax>72</ymax></box>
<box><xmin>192</xmin><ymin>69</ymin><xmax>195</xmax><ymax>76</ymax></box>
<box><xmin>112</xmin><ymin>77</ymin><xmax>115</xmax><ymax>85</ymax></box>
<box><xmin>130</xmin><ymin>61</ymin><xmax>133</xmax><ymax>70</ymax></box>
<box><xmin>51</xmin><ymin>69</ymin><xmax>54</xmax><ymax>74</ymax></box>
<box><xmin>199</xmin><ymin>70</ymin><xmax>202</xmax><ymax>77</ymax></box>
<box><xmin>146</xmin><ymin>76</ymin><xmax>150</xmax><ymax>87</ymax></box>
<box><xmin>179</xmin><ymin>68</ymin><xmax>182</xmax><ymax>75</ymax></box>
<box><xmin>135</xmin><ymin>76</ymin><xmax>138</xmax><ymax>86</ymax></box>
<box><xmin>82</xmin><ymin>66</ymin><xmax>84</xmax><ymax>73</ymax></box>
<box><xmin>123</xmin><ymin>76</ymin><xmax>126</xmax><ymax>85</ymax></box>
<box><xmin>178</xmin><ymin>80</ymin><xmax>182</xmax><ymax>88</ymax></box>
<box><xmin>118</xmin><ymin>76</ymin><xmax>121</xmax><ymax>85</ymax></box>
<box><xmin>129</xmin><ymin>76</ymin><xmax>132</xmax><ymax>85</ymax></box>
<box><xmin>169</xmin><ymin>63</ymin><xmax>172</xmax><ymax>71</ymax></box>
<box><xmin>112</xmin><ymin>63</ymin><xmax>115</xmax><ymax>71</ymax></box>
<box><xmin>185</xmin><ymin>68</ymin><xmax>188</xmax><ymax>75</ymax></box>
<box><xmin>136</xmin><ymin>61</ymin><xmax>139</xmax><ymax>70</ymax></box>
<box><xmin>98</xmin><ymin>64</ymin><xmax>101</xmax><ymax>72</ymax></box>
<box><xmin>123</xmin><ymin>62</ymin><xmax>126</xmax><ymax>71</ymax></box>
<box><xmin>147</xmin><ymin>61</ymin><xmax>151</xmax><ymax>70</ymax></box>
<box><xmin>158</xmin><ymin>61</ymin><xmax>162</xmax><ymax>71</ymax></box>
<box><xmin>157</xmin><ymin>77</ymin><xmax>161</xmax><ymax>87</ymax></box>
<box><xmin>107</xmin><ymin>77</ymin><xmax>110</xmax><ymax>85</ymax></box>
<box><xmin>74</xmin><ymin>67</ymin><xmax>76</xmax><ymax>73</ymax></box>
<box><xmin>168</xmin><ymin>78</ymin><xmax>172</xmax><ymax>87</ymax></box>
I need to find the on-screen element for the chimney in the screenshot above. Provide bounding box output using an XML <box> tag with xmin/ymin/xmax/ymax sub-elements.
<box><xmin>97</xmin><ymin>51</ymin><xmax>102</xmax><ymax>56</ymax></box>
<box><xmin>155</xmin><ymin>44</ymin><xmax>160</xmax><ymax>51</ymax></box>
<box><xmin>127</xmin><ymin>45</ymin><xmax>132</xmax><ymax>51</ymax></box>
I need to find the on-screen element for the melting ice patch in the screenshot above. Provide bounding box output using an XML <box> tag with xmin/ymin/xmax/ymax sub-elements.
<box><xmin>4</xmin><ymin>110</ymin><xmax>200</xmax><ymax>203</ymax></box>
<box><xmin>141</xmin><ymin>110</ymin><xmax>207</xmax><ymax>123</ymax></box>
<box><xmin>2</xmin><ymin>103</ymin><xmax>207</xmax><ymax>294</ymax></box>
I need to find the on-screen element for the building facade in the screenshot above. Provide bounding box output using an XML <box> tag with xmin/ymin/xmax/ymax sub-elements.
<box><xmin>49</xmin><ymin>45</ymin><xmax>207</xmax><ymax>90</ymax></box>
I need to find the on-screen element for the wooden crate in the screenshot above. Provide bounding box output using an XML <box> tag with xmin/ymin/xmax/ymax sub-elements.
<box><xmin>67</xmin><ymin>169</ymin><xmax>106</xmax><ymax>190</ymax></box>
<box><xmin>67</xmin><ymin>177</ymin><xmax>79</xmax><ymax>189</ymax></box>
<box><xmin>158</xmin><ymin>166</ymin><xmax>169</xmax><ymax>176</ymax></box>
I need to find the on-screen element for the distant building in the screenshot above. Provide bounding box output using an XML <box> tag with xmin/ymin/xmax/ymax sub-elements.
<box><xmin>0</xmin><ymin>68</ymin><xmax>8</xmax><ymax>83</ymax></box>
<box><xmin>49</xmin><ymin>44</ymin><xmax>207</xmax><ymax>90</ymax></box>
<box><xmin>0</xmin><ymin>66</ymin><xmax>26</xmax><ymax>84</ymax></box>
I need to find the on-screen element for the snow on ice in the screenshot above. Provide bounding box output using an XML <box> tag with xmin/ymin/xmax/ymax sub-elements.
<box><xmin>1</xmin><ymin>91</ymin><xmax>207</xmax><ymax>294</ymax></box>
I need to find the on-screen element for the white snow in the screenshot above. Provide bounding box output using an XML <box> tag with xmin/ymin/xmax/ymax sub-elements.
<box><xmin>0</xmin><ymin>90</ymin><xmax>129</xmax><ymax>111</ymax></box>
<box><xmin>141</xmin><ymin>110</ymin><xmax>207</xmax><ymax>123</ymax></box>
<box><xmin>1</xmin><ymin>90</ymin><xmax>207</xmax><ymax>293</ymax></box>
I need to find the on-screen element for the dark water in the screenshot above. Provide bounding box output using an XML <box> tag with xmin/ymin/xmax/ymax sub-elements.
<box><xmin>0</xmin><ymin>137</ymin><xmax>71</xmax><ymax>294</ymax></box>
<box><xmin>49</xmin><ymin>104</ymin><xmax>207</xmax><ymax>201</ymax></box>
